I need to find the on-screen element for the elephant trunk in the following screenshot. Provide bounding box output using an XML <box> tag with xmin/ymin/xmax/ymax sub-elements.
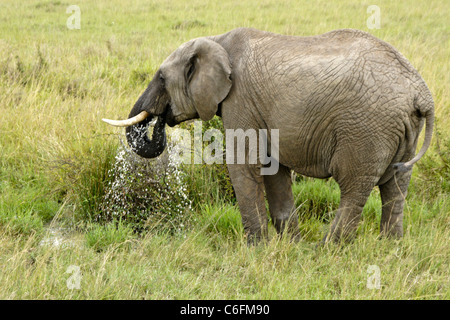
<box><xmin>103</xmin><ymin>70</ymin><xmax>169</xmax><ymax>159</ymax></box>
<box><xmin>125</xmin><ymin>111</ymin><xmax>167</xmax><ymax>159</ymax></box>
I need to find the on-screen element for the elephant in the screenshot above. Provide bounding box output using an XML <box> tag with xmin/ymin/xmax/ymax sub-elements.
<box><xmin>103</xmin><ymin>28</ymin><xmax>434</xmax><ymax>244</ymax></box>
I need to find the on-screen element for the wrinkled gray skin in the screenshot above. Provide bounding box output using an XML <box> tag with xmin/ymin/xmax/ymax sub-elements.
<box><xmin>125</xmin><ymin>28</ymin><xmax>434</xmax><ymax>244</ymax></box>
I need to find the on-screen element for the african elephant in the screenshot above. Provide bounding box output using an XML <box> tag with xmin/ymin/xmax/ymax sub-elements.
<box><xmin>103</xmin><ymin>28</ymin><xmax>434</xmax><ymax>244</ymax></box>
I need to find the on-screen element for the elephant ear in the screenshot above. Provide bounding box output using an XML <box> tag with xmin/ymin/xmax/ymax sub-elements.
<box><xmin>189</xmin><ymin>38</ymin><xmax>232</xmax><ymax>121</ymax></box>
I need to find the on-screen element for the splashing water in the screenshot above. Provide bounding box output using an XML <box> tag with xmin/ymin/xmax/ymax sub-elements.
<box><xmin>100</xmin><ymin>132</ymin><xmax>192</xmax><ymax>233</ymax></box>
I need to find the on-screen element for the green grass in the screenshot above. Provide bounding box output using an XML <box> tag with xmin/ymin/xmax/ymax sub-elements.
<box><xmin>0</xmin><ymin>0</ymin><xmax>448</xmax><ymax>299</ymax></box>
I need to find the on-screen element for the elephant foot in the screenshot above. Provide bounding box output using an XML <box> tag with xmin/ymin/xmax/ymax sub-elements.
<box><xmin>277</xmin><ymin>227</ymin><xmax>302</xmax><ymax>243</ymax></box>
<box><xmin>244</xmin><ymin>227</ymin><xmax>268</xmax><ymax>246</ymax></box>
<box><xmin>320</xmin><ymin>227</ymin><xmax>357</xmax><ymax>245</ymax></box>
<box><xmin>379</xmin><ymin>227</ymin><xmax>403</xmax><ymax>240</ymax></box>
<box><xmin>273</xmin><ymin>216</ymin><xmax>301</xmax><ymax>243</ymax></box>
<box><xmin>245</xmin><ymin>234</ymin><xmax>265</xmax><ymax>246</ymax></box>
<box><xmin>287</xmin><ymin>230</ymin><xmax>302</xmax><ymax>243</ymax></box>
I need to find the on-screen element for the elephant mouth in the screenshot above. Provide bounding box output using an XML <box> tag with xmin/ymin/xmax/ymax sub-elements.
<box><xmin>164</xmin><ymin>104</ymin><xmax>201</xmax><ymax>127</ymax></box>
<box><xmin>164</xmin><ymin>105</ymin><xmax>177</xmax><ymax>127</ymax></box>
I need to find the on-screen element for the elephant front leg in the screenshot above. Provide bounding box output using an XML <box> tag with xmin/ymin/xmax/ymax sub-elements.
<box><xmin>227</xmin><ymin>164</ymin><xmax>268</xmax><ymax>244</ymax></box>
<box><xmin>264</xmin><ymin>165</ymin><xmax>300</xmax><ymax>241</ymax></box>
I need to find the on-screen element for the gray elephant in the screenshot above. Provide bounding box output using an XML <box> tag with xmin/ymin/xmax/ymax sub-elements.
<box><xmin>103</xmin><ymin>28</ymin><xmax>434</xmax><ymax>244</ymax></box>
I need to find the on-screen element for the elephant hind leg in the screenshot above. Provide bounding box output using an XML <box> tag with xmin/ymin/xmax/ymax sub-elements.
<box><xmin>379</xmin><ymin>169</ymin><xmax>412</xmax><ymax>238</ymax></box>
<box><xmin>324</xmin><ymin>175</ymin><xmax>379</xmax><ymax>243</ymax></box>
<box><xmin>264</xmin><ymin>164</ymin><xmax>301</xmax><ymax>241</ymax></box>
<box><xmin>325</xmin><ymin>137</ymin><xmax>393</xmax><ymax>243</ymax></box>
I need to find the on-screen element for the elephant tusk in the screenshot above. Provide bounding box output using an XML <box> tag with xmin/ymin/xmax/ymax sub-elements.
<box><xmin>102</xmin><ymin>111</ymin><xmax>150</xmax><ymax>127</ymax></box>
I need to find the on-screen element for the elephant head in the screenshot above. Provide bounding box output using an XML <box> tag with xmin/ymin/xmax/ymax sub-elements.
<box><xmin>103</xmin><ymin>38</ymin><xmax>232</xmax><ymax>158</ymax></box>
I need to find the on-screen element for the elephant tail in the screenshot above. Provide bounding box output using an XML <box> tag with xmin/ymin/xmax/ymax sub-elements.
<box><xmin>393</xmin><ymin>88</ymin><xmax>435</xmax><ymax>172</ymax></box>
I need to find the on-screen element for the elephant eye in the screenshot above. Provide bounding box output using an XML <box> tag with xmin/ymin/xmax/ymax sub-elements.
<box><xmin>159</xmin><ymin>72</ymin><xmax>165</xmax><ymax>86</ymax></box>
<box><xmin>186</xmin><ymin>58</ymin><xmax>196</xmax><ymax>82</ymax></box>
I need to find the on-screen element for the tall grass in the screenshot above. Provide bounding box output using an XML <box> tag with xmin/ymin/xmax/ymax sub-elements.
<box><xmin>0</xmin><ymin>0</ymin><xmax>448</xmax><ymax>299</ymax></box>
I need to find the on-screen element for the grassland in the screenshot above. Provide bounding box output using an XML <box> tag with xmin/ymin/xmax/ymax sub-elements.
<box><xmin>0</xmin><ymin>0</ymin><xmax>448</xmax><ymax>299</ymax></box>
